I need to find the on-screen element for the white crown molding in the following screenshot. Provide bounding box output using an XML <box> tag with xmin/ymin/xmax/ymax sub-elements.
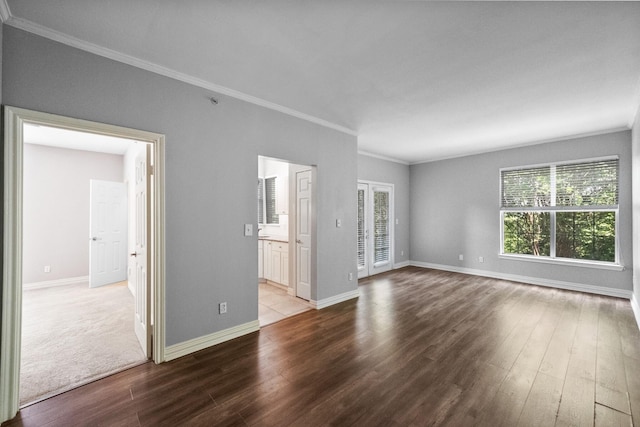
<box><xmin>358</xmin><ymin>150</ymin><xmax>409</xmax><ymax>165</ymax></box>
<box><xmin>164</xmin><ymin>320</ymin><xmax>259</xmax><ymax>362</ymax></box>
<box><xmin>4</xmin><ymin>17</ymin><xmax>358</xmax><ymax>138</ymax></box>
<box><xmin>410</xmin><ymin>261</ymin><xmax>633</xmax><ymax>300</ymax></box>
<box><xmin>410</xmin><ymin>127</ymin><xmax>631</xmax><ymax>166</ymax></box>
<box><xmin>0</xmin><ymin>0</ymin><xmax>10</xmax><ymax>23</ymax></box>
<box><xmin>310</xmin><ymin>289</ymin><xmax>359</xmax><ymax>309</ymax></box>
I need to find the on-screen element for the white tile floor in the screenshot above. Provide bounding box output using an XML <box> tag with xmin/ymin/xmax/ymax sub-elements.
<box><xmin>258</xmin><ymin>282</ymin><xmax>311</xmax><ymax>326</ymax></box>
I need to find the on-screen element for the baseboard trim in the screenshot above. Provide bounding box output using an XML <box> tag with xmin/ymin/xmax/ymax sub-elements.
<box><xmin>409</xmin><ymin>261</ymin><xmax>632</xmax><ymax>299</ymax></box>
<box><xmin>394</xmin><ymin>261</ymin><xmax>411</xmax><ymax>269</ymax></box>
<box><xmin>164</xmin><ymin>320</ymin><xmax>260</xmax><ymax>362</ymax></box>
<box><xmin>311</xmin><ymin>289</ymin><xmax>359</xmax><ymax>310</ymax></box>
<box><xmin>631</xmin><ymin>294</ymin><xmax>640</xmax><ymax>332</ymax></box>
<box><xmin>23</xmin><ymin>276</ymin><xmax>89</xmax><ymax>290</ymax></box>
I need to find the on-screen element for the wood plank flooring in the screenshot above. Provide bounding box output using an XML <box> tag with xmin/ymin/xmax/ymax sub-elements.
<box><xmin>3</xmin><ymin>266</ymin><xmax>639</xmax><ymax>426</ymax></box>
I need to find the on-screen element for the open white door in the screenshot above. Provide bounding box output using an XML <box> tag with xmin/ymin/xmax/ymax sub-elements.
<box><xmin>133</xmin><ymin>145</ymin><xmax>152</xmax><ymax>357</ymax></box>
<box><xmin>358</xmin><ymin>182</ymin><xmax>394</xmax><ymax>278</ymax></box>
<box><xmin>296</xmin><ymin>170</ymin><xmax>312</xmax><ymax>300</ymax></box>
<box><xmin>89</xmin><ymin>180</ymin><xmax>127</xmax><ymax>288</ymax></box>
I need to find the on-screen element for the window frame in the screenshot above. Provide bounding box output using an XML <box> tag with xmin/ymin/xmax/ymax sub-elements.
<box><xmin>499</xmin><ymin>156</ymin><xmax>622</xmax><ymax>270</ymax></box>
<box><xmin>264</xmin><ymin>175</ymin><xmax>279</xmax><ymax>225</ymax></box>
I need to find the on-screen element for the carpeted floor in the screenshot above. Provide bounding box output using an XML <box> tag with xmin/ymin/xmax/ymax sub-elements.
<box><xmin>20</xmin><ymin>281</ymin><xmax>146</xmax><ymax>405</ymax></box>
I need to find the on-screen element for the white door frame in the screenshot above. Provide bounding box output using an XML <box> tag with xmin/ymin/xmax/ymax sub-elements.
<box><xmin>357</xmin><ymin>180</ymin><xmax>395</xmax><ymax>278</ymax></box>
<box><xmin>1</xmin><ymin>106</ymin><xmax>167</xmax><ymax>422</ymax></box>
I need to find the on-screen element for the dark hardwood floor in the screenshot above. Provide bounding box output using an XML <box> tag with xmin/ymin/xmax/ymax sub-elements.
<box><xmin>4</xmin><ymin>267</ymin><xmax>639</xmax><ymax>426</ymax></box>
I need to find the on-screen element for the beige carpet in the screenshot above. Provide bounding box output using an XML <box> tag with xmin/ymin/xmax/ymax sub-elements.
<box><xmin>20</xmin><ymin>281</ymin><xmax>146</xmax><ymax>405</ymax></box>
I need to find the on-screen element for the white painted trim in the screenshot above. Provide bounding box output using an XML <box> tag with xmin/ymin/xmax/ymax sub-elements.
<box><xmin>0</xmin><ymin>107</ymin><xmax>167</xmax><ymax>424</ymax></box>
<box><xmin>164</xmin><ymin>320</ymin><xmax>260</xmax><ymax>362</ymax></box>
<box><xmin>358</xmin><ymin>150</ymin><xmax>409</xmax><ymax>165</ymax></box>
<box><xmin>394</xmin><ymin>261</ymin><xmax>411</xmax><ymax>269</ymax></box>
<box><xmin>0</xmin><ymin>0</ymin><xmax>10</xmax><ymax>23</ymax></box>
<box><xmin>310</xmin><ymin>289</ymin><xmax>359</xmax><ymax>310</ymax></box>
<box><xmin>4</xmin><ymin>17</ymin><xmax>357</xmax><ymax>138</ymax></box>
<box><xmin>23</xmin><ymin>275</ymin><xmax>89</xmax><ymax>290</ymax></box>
<box><xmin>409</xmin><ymin>261</ymin><xmax>632</xmax><ymax>299</ymax></box>
<box><xmin>1</xmin><ymin>107</ymin><xmax>23</xmax><ymax>423</ymax></box>
<box><xmin>410</xmin><ymin>127</ymin><xmax>631</xmax><ymax>165</ymax></box>
<box><xmin>632</xmin><ymin>294</ymin><xmax>640</xmax><ymax>332</ymax></box>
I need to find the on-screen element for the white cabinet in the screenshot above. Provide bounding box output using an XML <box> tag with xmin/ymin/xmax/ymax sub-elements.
<box><xmin>258</xmin><ymin>240</ymin><xmax>264</xmax><ymax>278</ymax></box>
<box><xmin>263</xmin><ymin>240</ymin><xmax>288</xmax><ymax>286</ymax></box>
<box><xmin>276</xmin><ymin>176</ymin><xmax>289</xmax><ymax>215</ymax></box>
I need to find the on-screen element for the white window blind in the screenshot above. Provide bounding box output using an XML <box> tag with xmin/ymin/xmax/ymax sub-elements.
<box><xmin>357</xmin><ymin>188</ymin><xmax>365</xmax><ymax>268</ymax></box>
<box><xmin>555</xmin><ymin>159</ymin><xmax>618</xmax><ymax>207</ymax></box>
<box><xmin>265</xmin><ymin>177</ymin><xmax>278</xmax><ymax>224</ymax></box>
<box><xmin>257</xmin><ymin>178</ymin><xmax>264</xmax><ymax>224</ymax></box>
<box><xmin>501</xmin><ymin>166</ymin><xmax>551</xmax><ymax>209</ymax></box>
<box><xmin>373</xmin><ymin>191</ymin><xmax>390</xmax><ymax>264</ymax></box>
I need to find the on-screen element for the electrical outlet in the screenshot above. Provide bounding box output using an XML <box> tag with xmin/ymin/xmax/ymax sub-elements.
<box><xmin>348</xmin><ymin>272</ymin><xmax>353</xmax><ymax>281</ymax></box>
<box><xmin>44</xmin><ymin>265</ymin><xmax>51</xmax><ymax>273</ymax></box>
<box><xmin>479</xmin><ymin>256</ymin><xmax>484</xmax><ymax>263</ymax></box>
<box><xmin>219</xmin><ymin>302</ymin><xmax>227</xmax><ymax>314</ymax></box>
<box><xmin>459</xmin><ymin>254</ymin><xmax>463</xmax><ymax>261</ymax></box>
<box><xmin>401</xmin><ymin>250</ymin><xmax>404</xmax><ymax>256</ymax></box>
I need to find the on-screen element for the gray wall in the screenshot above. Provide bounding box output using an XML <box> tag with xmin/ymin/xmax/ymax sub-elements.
<box><xmin>633</xmin><ymin>108</ymin><xmax>640</xmax><ymax>304</ymax></box>
<box><xmin>2</xmin><ymin>27</ymin><xmax>358</xmax><ymax>346</ymax></box>
<box><xmin>410</xmin><ymin>130</ymin><xmax>633</xmax><ymax>292</ymax></box>
<box><xmin>357</xmin><ymin>154</ymin><xmax>410</xmax><ymax>265</ymax></box>
<box><xmin>22</xmin><ymin>144</ymin><xmax>124</xmax><ymax>284</ymax></box>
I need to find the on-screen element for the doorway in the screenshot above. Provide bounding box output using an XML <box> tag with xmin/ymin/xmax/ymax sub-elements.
<box><xmin>1</xmin><ymin>107</ymin><xmax>166</xmax><ymax>422</ymax></box>
<box><xmin>20</xmin><ymin>129</ymin><xmax>146</xmax><ymax>405</ymax></box>
<box><xmin>358</xmin><ymin>181</ymin><xmax>394</xmax><ymax>278</ymax></box>
<box><xmin>257</xmin><ymin>156</ymin><xmax>314</xmax><ymax>326</ymax></box>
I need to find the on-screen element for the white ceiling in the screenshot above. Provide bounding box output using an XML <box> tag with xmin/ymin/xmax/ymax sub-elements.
<box><xmin>24</xmin><ymin>124</ymin><xmax>136</xmax><ymax>155</ymax></box>
<box><xmin>5</xmin><ymin>1</ymin><xmax>640</xmax><ymax>163</ymax></box>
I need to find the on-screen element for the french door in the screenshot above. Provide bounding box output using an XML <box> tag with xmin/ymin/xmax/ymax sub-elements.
<box><xmin>358</xmin><ymin>182</ymin><xmax>393</xmax><ymax>278</ymax></box>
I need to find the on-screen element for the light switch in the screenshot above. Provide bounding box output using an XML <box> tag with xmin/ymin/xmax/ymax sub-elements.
<box><xmin>244</xmin><ymin>224</ymin><xmax>253</xmax><ymax>236</ymax></box>
<box><xmin>336</xmin><ymin>219</ymin><xmax>342</xmax><ymax>228</ymax></box>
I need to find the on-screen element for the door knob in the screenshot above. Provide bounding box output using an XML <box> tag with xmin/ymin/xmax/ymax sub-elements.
<box><xmin>130</xmin><ymin>252</ymin><xmax>138</xmax><ymax>257</ymax></box>
<box><xmin>296</xmin><ymin>239</ymin><xmax>303</xmax><ymax>244</ymax></box>
<box><xmin>90</xmin><ymin>237</ymin><xmax>101</xmax><ymax>241</ymax></box>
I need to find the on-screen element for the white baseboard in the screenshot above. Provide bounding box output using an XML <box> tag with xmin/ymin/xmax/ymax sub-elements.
<box><xmin>164</xmin><ymin>320</ymin><xmax>260</xmax><ymax>362</ymax></box>
<box><xmin>632</xmin><ymin>294</ymin><xmax>640</xmax><ymax>331</ymax></box>
<box><xmin>394</xmin><ymin>260</ymin><xmax>411</xmax><ymax>269</ymax></box>
<box><xmin>310</xmin><ymin>289</ymin><xmax>359</xmax><ymax>310</ymax></box>
<box><xmin>23</xmin><ymin>275</ymin><xmax>89</xmax><ymax>290</ymax></box>
<box><xmin>410</xmin><ymin>261</ymin><xmax>632</xmax><ymax>299</ymax></box>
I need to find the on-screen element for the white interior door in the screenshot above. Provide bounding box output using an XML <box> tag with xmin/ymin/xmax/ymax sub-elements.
<box><xmin>296</xmin><ymin>170</ymin><xmax>312</xmax><ymax>300</ymax></box>
<box><xmin>133</xmin><ymin>145</ymin><xmax>151</xmax><ymax>357</ymax></box>
<box><xmin>89</xmin><ymin>180</ymin><xmax>127</xmax><ymax>288</ymax></box>
<box><xmin>358</xmin><ymin>182</ymin><xmax>393</xmax><ymax>278</ymax></box>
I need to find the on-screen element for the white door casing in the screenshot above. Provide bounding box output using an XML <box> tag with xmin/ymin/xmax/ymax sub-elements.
<box><xmin>358</xmin><ymin>181</ymin><xmax>394</xmax><ymax>278</ymax></box>
<box><xmin>1</xmin><ymin>106</ymin><xmax>166</xmax><ymax>424</ymax></box>
<box><xmin>89</xmin><ymin>180</ymin><xmax>128</xmax><ymax>288</ymax></box>
<box><xmin>296</xmin><ymin>170</ymin><xmax>312</xmax><ymax>300</ymax></box>
<box><xmin>133</xmin><ymin>145</ymin><xmax>152</xmax><ymax>357</ymax></box>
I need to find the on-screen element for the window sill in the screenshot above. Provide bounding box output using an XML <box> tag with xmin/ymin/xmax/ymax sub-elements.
<box><xmin>499</xmin><ymin>254</ymin><xmax>624</xmax><ymax>271</ymax></box>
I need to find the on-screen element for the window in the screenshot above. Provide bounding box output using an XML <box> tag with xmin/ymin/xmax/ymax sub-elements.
<box><xmin>265</xmin><ymin>176</ymin><xmax>279</xmax><ymax>224</ymax></box>
<box><xmin>258</xmin><ymin>178</ymin><xmax>264</xmax><ymax>224</ymax></box>
<box><xmin>500</xmin><ymin>157</ymin><xmax>619</xmax><ymax>265</ymax></box>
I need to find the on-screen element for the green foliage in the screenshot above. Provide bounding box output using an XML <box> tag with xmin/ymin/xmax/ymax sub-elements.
<box><xmin>503</xmin><ymin>212</ymin><xmax>551</xmax><ymax>256</ymax></box>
